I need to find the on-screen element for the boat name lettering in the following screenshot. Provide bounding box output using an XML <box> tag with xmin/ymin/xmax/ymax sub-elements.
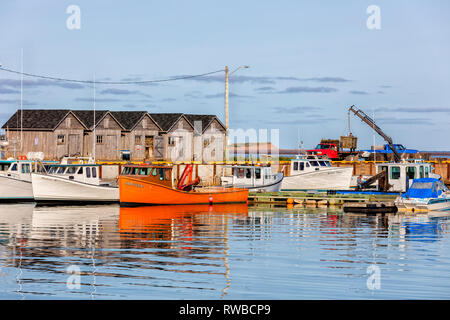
<box><xmin>125</xmin><ymin>182</ymin><xmax>144</xmax><ymax>188</ymax></box>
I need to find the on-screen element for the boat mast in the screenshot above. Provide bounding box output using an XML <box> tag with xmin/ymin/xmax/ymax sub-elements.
<box><xmin>372</xmin><ymin>108</ymin><xmax>376</xmax><ymax>165</ymax></box>
<box><xmin>20</xmin><ymin>48</ymin><xmax>23</xmax><ymax>154</ymax></box>
<box><xmin>93</xmin><ymin>74</ymin><xmax>96</xmax><ymax>162</ymax></box>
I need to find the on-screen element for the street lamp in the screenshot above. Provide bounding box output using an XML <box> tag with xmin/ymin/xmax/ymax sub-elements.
<box><xmin>224</xmin><ymin>65</ymin><xmax>249</xmax><ymax>161</ymax></box>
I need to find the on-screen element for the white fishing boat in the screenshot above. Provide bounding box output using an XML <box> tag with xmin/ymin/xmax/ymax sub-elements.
<box><xmin>374</xmin><ymin>160</ymin><xmax>438</xmax><ymax>192</ymax></box>
<box><xmin>221</xmin><ymin>165</ymin><xmax>283</xmax><ymax>192</ymax></box>
<box><xmin>395</xmin><ymin>178</ymin><xmax>450</xmax><ymax>213</ymax></box>
<box><xmin>0</xmin><ymin>160</ymin><xmax>36</xmax><ymax>202</ymax></box>
<box><xmin>281</xmin><ymin>155</ymin><xmax>353</xmax><ymax>190</ymax></box>
<box><xmin>31</xmin><ymin>159</ymin><xmax>119</xmax><ymax>204</ymax></box>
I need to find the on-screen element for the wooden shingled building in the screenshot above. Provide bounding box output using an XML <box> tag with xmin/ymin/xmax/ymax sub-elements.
<box><xmin>1</xmin><ymin>109</ymin><xmax>226</xmax><ymax>162</ymax></box>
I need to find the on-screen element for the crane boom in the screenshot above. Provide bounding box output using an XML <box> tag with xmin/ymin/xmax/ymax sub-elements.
<box><xmin>348</xmin><ymin>105</ymin><xmax>401</xmax><ymax>162</ymax></box>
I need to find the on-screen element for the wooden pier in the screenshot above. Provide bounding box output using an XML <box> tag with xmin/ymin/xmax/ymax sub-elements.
<box><xmin>248</xmin><ymin>191</ymin><xmax>398</xmax><ymax>207</ymax></box>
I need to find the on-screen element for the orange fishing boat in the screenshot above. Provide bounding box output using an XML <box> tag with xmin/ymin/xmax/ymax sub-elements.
<box><xmin>119</xmin><ymin>164</ymin><xmax>248</xmax><ymax>206</ymax></box>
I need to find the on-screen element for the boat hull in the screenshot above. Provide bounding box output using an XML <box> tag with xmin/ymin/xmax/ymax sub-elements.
<box><xmin>119</xmin><ymin>176</ymin><xmax>248</xmax><ymax>206</ymax></box>
<box><xmin>0</xmin><ymin>175</ymin><xmax>34</xmax><ymax>201</ymax></box>
<box><xmin>395</xmin><ymin>197</ymin><xmax>450</xmax><ymax>213</ymax></box>
<box><xmin>281</xmin><ymin>167</ymin><xmax>353</xmax><ymax>191</ymax></box>
<box><xmin>31</xmin><ymin>173</ymin><xmax>119</xmax><ymax>204</ymax></box>
<box><xmin>227</xmin><ymin>173</ymin><xmax>284</xmax><ymax>193</ymax></box>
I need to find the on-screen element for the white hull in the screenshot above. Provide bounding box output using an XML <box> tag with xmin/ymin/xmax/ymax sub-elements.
<box><xmin>281</xmin><ymin>167</ymin><xmax>353</xmax><ymax>190</ymax></box>
<box><xmin>31</xmin><ymin>173</ymin><xmax>119</xmax><ymax>203</ymax></box>
<box><xmin>395</xmin><ymin>197</ymin><xmax>450</xmax><ymax>213</ymax></box>
<box><xmin>0</xmin><ymin>175</ymin><xmax>34</xmax><ymax>200</ymax></box>
<box><xmin>232</xmin><ymin>173</ymin><xmax>283</xmax><ymax>193</ymax></box>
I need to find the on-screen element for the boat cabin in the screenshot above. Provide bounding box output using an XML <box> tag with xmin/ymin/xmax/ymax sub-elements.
<box><xmin>0</xmin><ymin>160</ymin><xmax>14</xmax><ymax>173</ymax></box>
<box><xmin>289</xmin><ymin>155</ymin><xmax>332</xmax><ymax>176</ymax></box>
<box><xmin>222</xmin><ymin>165</ymin><xmax>278</xmax><ymax>187</ymax></box>
<box><xmin>43</xmin><ymin>164</ymin><xmax>106</xmax><ymax>186</ymax></box>
<box><xmin>375</xmin><ymin>161</ymin><xmax>436</xmax><ymax>192</ymax></box>
<box><xmin>121</xmin><ymin>164</ymin><xmax>174</xmax><ymax>188</ymax></box>
<box><xmin>402</xmin><ymin>178</ymin><xmax>449</xmax><ymax>199</ymax></box>
<box><xmin>0</xmin><ymin>160</ymin><xmax>45</xmax><ymax>182</ymax></box>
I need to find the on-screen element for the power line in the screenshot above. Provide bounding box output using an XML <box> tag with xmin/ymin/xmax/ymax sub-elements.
<box><xmin>0</xmin><ymin>66</ymin><xmax>225</xmax><ymax>85</ymax></box>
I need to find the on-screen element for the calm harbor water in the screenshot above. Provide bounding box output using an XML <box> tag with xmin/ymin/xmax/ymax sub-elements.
<box><xmin>0</xmin><ymin>203</ymin><xmax>449</xmax><ymax>299</ymax></box>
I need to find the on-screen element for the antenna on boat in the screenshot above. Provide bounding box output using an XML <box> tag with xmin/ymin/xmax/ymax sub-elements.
<box><xmin>20</xmin><ymin>48</ymin><xmax>23</xmax><ymax>153</ymax></box>
<box><xmin>93</xmin><ymin>74</ymin><xmax>96</xmax><ymax>162</ymax></box>
<box><xmin>372</xmin><ymin>108</ymin><xmax>376</xmax><ymax>165</ymax></box>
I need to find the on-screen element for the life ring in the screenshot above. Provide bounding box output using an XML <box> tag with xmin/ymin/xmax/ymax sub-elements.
<box><xmin>18</xmin><ymin>155</ymin><xmax>28</xmax><ymax>160</ymax></box>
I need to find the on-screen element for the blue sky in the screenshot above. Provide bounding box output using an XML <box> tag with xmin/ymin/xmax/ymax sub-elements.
<box><xmin>1</xmin><ymin>0</ymin><xmax>449</xmax><ymax>150</ymax></box>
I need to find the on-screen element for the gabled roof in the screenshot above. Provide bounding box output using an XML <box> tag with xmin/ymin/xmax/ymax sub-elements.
<box><xmin>72</xmin><ymin>110</ymin><xmax>109</xmax><ymax>130</ymax></box>
<box><xmin>149</xmin><ymin>113</ymin><xmax>192</xmax><ymax>132</ymax></box>
<box><xmin>1</xmin><ymin>109</ymin><xmax>82</xmax><ymax>130</ymax></box>
<box><xmin>110</xmin><ymin>111</ymin><xmax>162</xmax><ymax>131</ymax></box>
<box><xmin>72</xmin><ymin>110</ymin><xmax>125</xmax><ymax>130</ymax></box>
<box><xmin>184</xmin><ymin>114</ymin><xmax>226</xmax><ymax>134</ymax></box>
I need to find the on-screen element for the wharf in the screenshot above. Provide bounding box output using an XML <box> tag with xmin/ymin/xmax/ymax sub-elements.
<box><xmin>248</xmin><ymin>191</ymin><xmax>398</xmax><ymax>207</ymax></box>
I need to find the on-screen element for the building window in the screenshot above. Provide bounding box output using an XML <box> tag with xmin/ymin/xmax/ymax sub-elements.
<box><xmin>135</xmin><ymin>135</ymin><xmax>142</xmax><ymax>145</ymax></box>
<box><xmin>96</xmin><ymin>135</ymin><xmax>103</xmax><ymax>144</ymax></box>
<box><xmin>57</xmin><ymin>135</ymin><xmax>65</xmax><ymax>145</ymax></box>
<box><xmin>168</xmin><ymin>137</ymin><xmax>176</xmax><ymax>146</ymax></box>
<box><xmin>104</xmin><ymin>118</ymin><xmax>109</xmax><ymax>128</ymax></box>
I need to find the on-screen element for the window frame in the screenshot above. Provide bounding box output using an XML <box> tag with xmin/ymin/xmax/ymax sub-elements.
<box><xmin>96</xmin><ymin>135</ymin><xmax>104</xmax><ymax>145</ymax></box>
<box><xmin>390</xmin><ymin>166</ymin><xmax>401</xmax><ymax>180</ymax></box>
<box><xmin>57</xmin><ymin>134</ymin><xmax>66</xmax><ymax>145</ymax></box>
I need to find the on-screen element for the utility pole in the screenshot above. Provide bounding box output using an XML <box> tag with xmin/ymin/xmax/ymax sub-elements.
<box><xmin>223</xmin><ymin>65</ymin><xmax>248</xmax><ymax>162</ymax></box>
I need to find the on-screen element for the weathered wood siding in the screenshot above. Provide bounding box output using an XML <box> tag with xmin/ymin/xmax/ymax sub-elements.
<box><xmin>193</xmin><ymin>119</ymin><xmax>226</xmax><ymax>162</ymax></box>
<box><xmin>127</xmin><ymin>114</ymin><xmax>160</xmax><ymax>161</ymax></box>
<box><xmin>165</xmin><ymin>117</ymin><xmax>194</xmax><ymax>162</ymax></box>
<box><xmin>54</xmin><ymin>114</ymin><xmax>85</xmax><ymax>159</ymax></box>
<box><xmin>5</xmin><ymin>113</ymin><xmax>85</xmax><ymax>160</ymax></box>
<box><xmin>83</xmin><ymin>114</ymin><xmax>122</xmax><ymax>160</ymax></box>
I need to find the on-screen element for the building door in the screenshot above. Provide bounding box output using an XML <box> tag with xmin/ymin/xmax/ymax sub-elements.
<box><xmin>68</xmin><ymin>134</ymin><xmax>81</xmax><ymax>157</ymax></box>
<box><xmin>145</xmin><ymin>135</ymin><xmax>154</xmax><ymax>159</ymax></box>
<box><xmin>106</xmin><ymin>135</ymin><xmax>118</xmax><ymax>160</ymax></box>
<box><xmin>154</xmin><ymin>136</ymin><xmax>164</xmax><ymax>159</ymax></box>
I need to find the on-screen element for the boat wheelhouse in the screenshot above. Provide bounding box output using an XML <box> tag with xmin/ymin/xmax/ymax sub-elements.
<box><xmin>395</xmin><ymin>178</ymin><xmax>450</xmax><ymax>212</ymax></box>
<box><xmin>375</xmin><ymin>160</ymin><xmax>437</xmax><ymax>193</ymax></box>
<box><xmin>281</xmin><ymin>155</ymin><xmax>353</xmax><ymax>190</ymax></box>
<box><xmin>221</xmin><ymin>165</ymin><xmax>283</xmax><ymax>192</ymax></box>
<box><xmin>119</xmin><ymin>164</ymin><xmax>248</xmax><ymax>206</ymax></box>
<box><xmin>0</xmin><ymin>160</ymin><xmax>39</xmax><ymax>201</ymax></box>
<box><xmin>31</xmin><ymin>161</ymin><xmax>119</xmax><ymax>204</ymax></box>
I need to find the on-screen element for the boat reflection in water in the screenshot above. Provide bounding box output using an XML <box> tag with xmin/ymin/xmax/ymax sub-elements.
<box><xmin>1</xmin><ymin>203</ymin><xmax>450</xmax><ymax>299</ymax></box>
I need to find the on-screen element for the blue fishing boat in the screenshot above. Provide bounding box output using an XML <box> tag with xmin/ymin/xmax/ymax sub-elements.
<box><xmin>395</xmin><ymin>178</ymin><xmax>450</xmax><ymax>212</ymax></box>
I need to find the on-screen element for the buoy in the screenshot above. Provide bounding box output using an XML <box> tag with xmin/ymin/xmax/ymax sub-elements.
<box><xmin>287</xmin><ymin>198</ymin><xmax>294</xmax><ymax>204</ymax></box>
